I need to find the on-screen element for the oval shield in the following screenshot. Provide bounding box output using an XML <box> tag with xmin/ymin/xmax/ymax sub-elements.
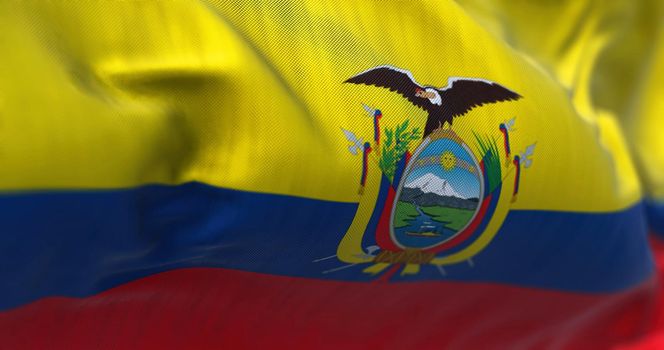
<box><xmin>390</xmin><ymin>130</ymin><xmax>485</xmax><ymax>249</ymax></box>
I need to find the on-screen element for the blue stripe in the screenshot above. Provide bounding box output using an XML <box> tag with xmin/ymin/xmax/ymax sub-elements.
<box><xmin>646</xmin><ymin>199</ymin><xmax>664</xmax><ymax>236</ymax></box>
<box><xmin>0</xmin><ymin>182</ymin><xmax>654</xmax><ymax>310</ymax></box>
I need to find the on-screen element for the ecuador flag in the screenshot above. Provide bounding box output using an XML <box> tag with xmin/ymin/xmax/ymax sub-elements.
<box><xmin>0</xmin><ymin>0</ymin><xmax>663</xmax><ymax>348</ymax></box>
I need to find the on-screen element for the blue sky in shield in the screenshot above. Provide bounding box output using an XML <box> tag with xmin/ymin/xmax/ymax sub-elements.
<box><xmin>404</xmin><ymin>138</ymin><xmax>481</xmax><ymax>199</ymax></box>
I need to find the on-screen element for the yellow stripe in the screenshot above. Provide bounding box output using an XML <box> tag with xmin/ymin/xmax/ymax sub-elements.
<box><xmin>624</xmin><ymin>25</ymin><xmax>664</xmax><ymax>200</ymax></box>
<box><xmin>0</xmin><ymin>1</ymin><xmax>644</xmax><ymax>213</ymax></box>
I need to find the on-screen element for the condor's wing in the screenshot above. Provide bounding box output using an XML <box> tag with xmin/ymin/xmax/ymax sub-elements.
<box><xmin>344</xmin><ymin>65</ymin><xmax>430</xmax><ymax>111</ymax></box>
<box><xmin>439</xmin><ymin>78</ymin><xmax>522</xmax><ymax>118</ymax></box>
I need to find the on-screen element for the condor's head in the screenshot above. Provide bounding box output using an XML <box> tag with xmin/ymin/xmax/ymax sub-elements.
<box><xmin>415</xmin><ymin>88</ymin><xmax>442</xmax><ymax>106</ymax></box>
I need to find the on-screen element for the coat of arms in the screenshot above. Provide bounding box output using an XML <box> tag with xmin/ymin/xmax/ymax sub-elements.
<box><xmin>317</xmin><ymin>65</ymin><xmax>536</xmax><ymax>280</ymax></box>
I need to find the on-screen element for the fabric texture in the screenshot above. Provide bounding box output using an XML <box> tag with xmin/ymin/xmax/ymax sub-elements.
<box><xmin>0</xmin><ymin>1</ymin><xmax>663</xmax><ymax>348</ymax></box>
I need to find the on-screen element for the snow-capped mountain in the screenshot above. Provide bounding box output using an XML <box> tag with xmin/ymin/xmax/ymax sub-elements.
<box><xmin>405</xmin><ymin>173</ymin><xmax>465</xmax><ymax>199</ymax></box>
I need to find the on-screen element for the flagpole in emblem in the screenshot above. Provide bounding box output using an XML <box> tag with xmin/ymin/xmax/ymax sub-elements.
<box><xmin>500</xmin><ymin>117</ymin><xmax>516</xmax><ymax>166</ymax></box>
<box><xmin>512</xmin><ymin>142</ymin><xmax>537</xmax><ymax>203</ymax></box>
<box><xmin>362</xmin><ymin>103</ymin><xmax>382</xmax><ymax>147</ymax></box>
<box><xmin>317</xmin><ymin>65</ymin><xmax>536</xmax><ymax>280</ymax></box>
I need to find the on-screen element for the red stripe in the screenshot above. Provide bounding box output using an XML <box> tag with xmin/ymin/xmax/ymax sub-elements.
<box><xmin>620</xmin><ymin>236</ymin><xmax>664</xmax><ymax>349</ymax></box>
<box><xmin>0</xmin><ymin>267</ymin><xmax>656</xmax><ymax>349</ymax></box>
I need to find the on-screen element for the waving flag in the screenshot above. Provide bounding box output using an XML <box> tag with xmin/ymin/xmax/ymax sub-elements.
<box><xmin>0</xmin><ymin>0</ymin><xmax>663</xmax><ymax>349</ymax></box>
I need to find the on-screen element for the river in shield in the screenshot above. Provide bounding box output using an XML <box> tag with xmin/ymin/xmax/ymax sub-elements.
<box><xmin>393</xmin><ymin>203</ymin><xmax>459</xmax><ymax>249</ymax></box>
